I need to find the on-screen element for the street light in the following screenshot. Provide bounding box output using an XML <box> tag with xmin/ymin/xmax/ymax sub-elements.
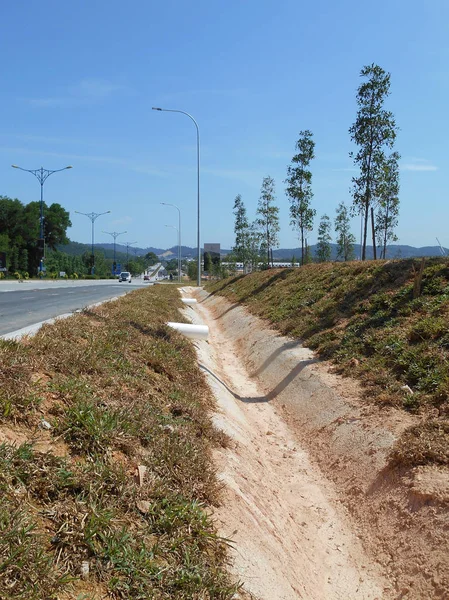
<box><xmin>165</xmin><ymin>225</ymin><xmax>180</xmax><ymax>281</ymax></box>
<box><xmin>75</xmin><ymin>210</ymin><xmax>111</xmax><ymax>275</ymax></box>
<box><xmin>124</xmin><ymin>241</ymin><xmax>137</xmax><ymax>271</ymax></box>
<box><xmin>161</xmin><ymin>202</ymin><xmax>181</xmax><ymax>282</ymax></box>
<box><xmin>103</xmin><ymin>230</ymin><xmax>127</xmax><ymax>276</ymax></box>
<box><xmin>11</xmin><ymin>164</ymin><xmax>72</xmax><ymax>272</ymax></box>
<box><xmin>152</xmin><ymin>107</ymin><xmax>201</xmax><ymax>286</ymax></box>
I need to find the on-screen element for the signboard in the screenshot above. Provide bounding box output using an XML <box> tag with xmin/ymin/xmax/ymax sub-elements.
<box><xmin>0</xmin><ymin>252</ymin><xmax>6</xmax><ymax>272</ymax></box>
<box><xmin>203</xmin><ymin>243</ymin><xmax>220</xmax><ymax>271</ymax></box>
<box><xmin>112</xmin><ymin>263</ymin><xmax>121</xmax><ymax>275</ymax></box>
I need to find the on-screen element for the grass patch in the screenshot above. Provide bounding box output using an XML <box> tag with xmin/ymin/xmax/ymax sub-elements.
<box><xmin>207</xmin><ymin>258</ymin><xmax>449</xmax><ymax>466</ymax></box>
<box><xmin>0</xmin><ymin>286</ymin><xmax>238</xmax><ymax>598</ymax></box>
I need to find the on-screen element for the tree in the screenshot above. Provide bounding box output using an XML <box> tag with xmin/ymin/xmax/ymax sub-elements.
<box><xmin>255</xmin><ymin>176</ymin><xmax>280</xmax><ymax>267</ymax></box>
<box><xmin>285</xmin><ymin>130</ymin><xmax>316</xmax><ymax>265</ymax></box>
<box><xmin>44</xmin><ymin>203</ymin><xmax>72</xmax><ymax>250</ymax></box>
<box><xmin>232</xmin><ymin>194</ymin><xmax>250</xmax><ymax>270</ymax></box>
<box><xmin>349</xmin><ymin>64</ymin><xmax>398</xmax><ymax>260</ymax></box>
<box><xmin>376</xmin><ymin>152</ymin><xmax>400</xmax><ymax>259</ymax></box>
<box><xmin>187</xmin><ymin>261</ymin><xmax>197</xmax><ymax>281</ymax></box>
<box><xmin>335</xmin><ymin>202</ymin><xmax>356</xmax><ymax>261</ymax></box>
<box><xmin>144</xmin><ymin>252</ymin><xmax>158</xmax><ymax>265</ymax></box>
<box><xmin>316</xmin><ymin>215</ymin><xmax>332</xmax><ymax>262</ymax></box>
<box><xmin>18</xmin><ymin>248</ymin><xmax>29</xmax><ymax>273</ymax></box>
<box><xmin>0</xmin><ymin>196</ymin><xmax>71</xmax><ymax>274</ymax></box>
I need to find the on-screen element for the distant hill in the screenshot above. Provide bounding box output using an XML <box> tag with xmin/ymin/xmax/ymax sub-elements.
<box><xmin>57</xmin><ymin>240</ymin><xmax>448</xmax><ymax>261</ymax></box>
<box><xmin>271</xmin><ymin>244</ymin><xmax>449</xmax><ymax>260</ymax></box>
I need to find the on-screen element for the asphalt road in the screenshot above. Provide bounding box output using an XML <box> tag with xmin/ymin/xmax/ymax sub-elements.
<box><xmin>0</xmin><ymin>280</ymin><xmax>150</xmax><ymax>336</ymax></box>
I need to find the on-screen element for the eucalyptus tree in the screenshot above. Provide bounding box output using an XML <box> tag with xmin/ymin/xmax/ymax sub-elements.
<box><xmin>316</xmin><ymin>215</ymin><xmax>332</xmax><ymax>262</ymax></box>
<box><xmin>335</xmin><ymin>202</ymin><xmax>355</xmax><ymax>261</ymax></box>
<box><xmin>285</xmin><ymin>130</ymin><xmax>315</xmax><ymax>265</ymax></box>
<box><xmin>349</xmin><ymin>64</ymin><xmax>398</xmax><ymax>260</ymax></box>
<box><xmin>232</xmin><ymin>194</ymin><xmax>250</xmax><ymax>270</ymax></box>
<box><xmin>255</xmin><ymin>176</ymin><xmax>280</xmax><ymax>267</ymax></box>
<box><xmin>376</xmin><ymin>152</ymin><xmax>400</xmax><ymax>259</ymax></box>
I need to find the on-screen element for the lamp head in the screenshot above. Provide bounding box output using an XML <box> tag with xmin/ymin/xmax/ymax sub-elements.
<box><xmin>152</xmin><ymin>107</ymin><xmax>162</xmax><ymax>111</ymax></box>
<box><xmin>11</xmin><ymin>165</ymin><xmax>19</xmax><ymax>168</ymax></box>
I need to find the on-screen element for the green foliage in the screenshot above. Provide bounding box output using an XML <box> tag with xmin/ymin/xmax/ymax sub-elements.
<box><xmin>255</xmin><ymin>176</ymin><xmax>280</xmax><ymax>267</ymax></box>
<box><xmin>145</xmin><ymin>251</ymin><xmax>159</xmax><ymax>265</ymax></box>
<box><xmin>0</xmin><ymin>196</ymin><xmax>71</xmax><ymax>274</ymax></box>
<box><xmin>349</xmin><ymin>64</ymin><xmax>399</xmax><ymax>260</ymax></box>
<box><xmin>285</xmin><ymin>130</ymin><xmax>316</xmax><ymax>265</ymax></box>
<box><xmin>335</xmin><ymin>202</ymin><xmax>356</xmax><ymax>261</ymax></box>
<box><xmin>232</xmin><ymin>194</ymin><xmax>253</xmax><ymax>272</ymax></box>
<box><xmin>187</xmin><ymin>260</ymin><xmax>198</xmax><ymax>281</ymax></box>
<box><xmin>316</xmin><ymin>215</ymin><xmax>332</xmax><ymax>262</ymax></box>
<box><xmin>376</xmin><ymin>152</ymin><xmax>401</xmax><ymax>258</ymax></box>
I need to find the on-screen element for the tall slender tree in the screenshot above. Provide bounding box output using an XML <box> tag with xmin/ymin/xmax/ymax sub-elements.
<box><xmin>335</xmin><ymin>202</ymin><xmax>356</xmax><ymax>261</ymax></box>
<box><xmin>285</xmin><ymin>130</ymin><xmax>315</xmax><ymax>265</ymax></box>
<box><xmin>255</xmin><ymin>176</ymin><xmax>280</xmax><ymax>267</ymax></box>
<box><xmin>349</xmin><ymin>64</ymin><xmax>398</xmax><ymax>260</ymax></box>
<box><xmin>232</xmin><ymin>194</ymin><xmax>250</xmax><ymax>270</ymax></box>
<box><xmin>316</xmin><ymin>215</ymin><xmax>332</xmax><ymax>262</ymax></box>
<box><xmin>375</xmin><ymin>152</ymin><xmax>400</xmax><ymax>259</ymax></box>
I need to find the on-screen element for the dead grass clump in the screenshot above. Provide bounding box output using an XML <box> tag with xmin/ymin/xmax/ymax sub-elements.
<box><xmin>391</xmin><ymin>420</ymin><xmax>449</xmax><ymax>467</ymax></box>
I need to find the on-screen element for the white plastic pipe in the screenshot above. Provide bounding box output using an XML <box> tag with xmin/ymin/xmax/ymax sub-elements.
<box><xmin>181</xmin><ymin>298</ymin><xmax>197</xmax><ymax>305</ymax></box>
<box><xmin>167</xmin><ymin>322</ymin><xmax>209</xmax><ymax>340</ymax></box>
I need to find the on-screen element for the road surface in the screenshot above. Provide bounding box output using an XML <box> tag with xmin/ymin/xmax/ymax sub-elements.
<box><xmin>0</xmin><ymin>279</ymin><xmax>152</xmax><ymax>336</ymax></box>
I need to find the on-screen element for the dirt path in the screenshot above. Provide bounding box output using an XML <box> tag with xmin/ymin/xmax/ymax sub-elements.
<box><xmin>182</xmin><ymin>291</ymin><xmax>388</xmax><ymax>600</ymax></box>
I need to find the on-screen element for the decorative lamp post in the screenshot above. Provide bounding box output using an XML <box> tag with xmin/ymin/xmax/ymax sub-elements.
<box><xmin>75</xmin><ymin>210</ymin><xmax>111</xmax><ymax>275</ymax></box>
<box><xmin>12</xmin><ymin>164</ymin><xmax>72</xmax><ymax>272</ymax></box>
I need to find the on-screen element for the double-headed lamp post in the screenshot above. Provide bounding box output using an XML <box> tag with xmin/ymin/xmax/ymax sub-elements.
<box><xmin>152</xmin><ymin>107</ymin><xmax>201</xmax><ymax>286</ymax></box>
<box><xmin>11</xmin><ymin>164</ymin><xmax>72</xmax><ymax>272</ymax></box>
<box><xmin>75</xmin><ymin>210</ymin><xmax>111</xmax><ymax>275</ymax></box>
<box><xmin>103</xmin><ymin>230</ymin><xmax>127</xmax><ymax>275</ymax></box>
<box><xmin>161</xmin><ymin>203</ymin><xmax>181</xmax><ymax>282</ymax></box>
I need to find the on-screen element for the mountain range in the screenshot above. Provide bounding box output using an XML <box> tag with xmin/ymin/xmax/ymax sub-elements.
<box><xmin>59</xmin><ymin>241</ymin><xmax>449</xmax><ymax>261</ymax></box>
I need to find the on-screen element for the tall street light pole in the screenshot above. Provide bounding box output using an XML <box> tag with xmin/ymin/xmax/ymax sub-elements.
<box><xmin>11</xmin><ymin>164</ymin><xmax>72</xmax><ymax>272</ymax></box>
<box><xmin>124</xmin><ymin>241</ymin><xmax>137</xmax><ymax>271</ymax></box>
<box><xmin>75</xmin><ymin>211</ymin><xmax>111</xmax><ymax>275</ymax></box>
<box><xmin>152</xmin><ymin>107</ymin><xmax>201</xmax><ymax>286</ymax></box>
<box><xmin>103</xmin><ymin>230</ymin><xmax>127</xmax><ymax>275</ymax></box>
<box><xmin>165</xmin><ymin>225</ymin><xmax>180</xmax><ymax>281</ymax></box>
<box><xmin>161</xmin><ymin>202</ymin><xmax>181</xmax><ymax>282</ymax></box>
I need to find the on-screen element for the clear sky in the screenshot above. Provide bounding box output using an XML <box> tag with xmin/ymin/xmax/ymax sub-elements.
<box><xmin>1</xmin><ymin>0</ymin><xmax>448</xmax><ymax>251</ymax></box>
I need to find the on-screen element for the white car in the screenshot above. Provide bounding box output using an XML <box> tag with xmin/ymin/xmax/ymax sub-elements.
<box><xmin>119</xmin><ymin>271</ymin><xmax>132</xmax><ymax>283</ymax></box>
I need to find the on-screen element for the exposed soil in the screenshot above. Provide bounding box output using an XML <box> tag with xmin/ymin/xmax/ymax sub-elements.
<box><xmin>181</xmin><ymin>289</ymin><xmax>449</xmax><ymax>599</ymax></box>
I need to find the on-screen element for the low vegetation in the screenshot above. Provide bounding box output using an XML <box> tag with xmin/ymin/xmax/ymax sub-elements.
<box><xmin>0</xmin><ymin>286</ymin><xmax>237</xmax><ymax>599</ymax></box>
<box><xmin>207</xmin><ymin>258</ymin><xmax>449</xmax><ymax>466</ymax></box>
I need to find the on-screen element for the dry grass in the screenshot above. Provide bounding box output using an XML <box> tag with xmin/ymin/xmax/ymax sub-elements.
<box><xmin>207</xmin><ymin>258</ymin><xmax>449</xmax><ymax>467</ymax></box>
<box><xmin>0</xmin><ymin>286</ymin><xmax>238</xmax><ymax>599</ymax></box>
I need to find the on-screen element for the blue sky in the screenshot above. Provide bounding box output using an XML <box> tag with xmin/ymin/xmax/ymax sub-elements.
<box><xmin>1</xmin><ymin>0</ymin><xmax>448</xmax><ymax>251</ymax></box>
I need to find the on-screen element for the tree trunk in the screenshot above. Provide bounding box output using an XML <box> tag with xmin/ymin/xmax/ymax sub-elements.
<box><xmin>382</xmin><ymin>200</ymin><xmax>389</xmax><ymax>260</ymax></box>
<box><xmin>266</xmin><ymin>219</ymin><xmax>270</xmax><ymax>267</ymax></box>
<box><xmin>362</xmin><ymin>202</ymin><xmax>369</xmax><ymax>260</ymax></box>
<box><xmin>371</xmin><ymin>206</ymin><xmax>377</xmax><ymax>260</ymax></box>
<box><xmin>301</xmin><ymin>227</ymin><xmax>304</xmax><ymax>266</ymax></box>
<box><xmin>270</xmin><ymin>248</ymin><xmax>274</xmax><ymax>268</ymax></box>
